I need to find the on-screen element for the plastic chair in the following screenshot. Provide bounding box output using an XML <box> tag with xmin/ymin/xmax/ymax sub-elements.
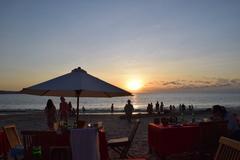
<box><xmin>108</xmin><ymin>119</ymin><xmax>140</xmax><ymax>158</ymax></box>
<box><xmin>214</xmin><ymin>136</ymin><xmax>240</xmax><ymax>160</ymax></box>
<box><xmin>2</xmin><ymin>124</ymin><xmax>24</xmax><ymax>160</ymax></box>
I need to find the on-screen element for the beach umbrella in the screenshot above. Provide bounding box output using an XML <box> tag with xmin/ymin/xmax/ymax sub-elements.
<box><xmin>21</xmin><ymin>67</ymin><xmax>132</xmax><ymax>121</ymax></box>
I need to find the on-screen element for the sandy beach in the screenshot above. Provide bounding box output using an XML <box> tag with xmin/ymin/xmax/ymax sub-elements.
<box><xmin>1</xmin><ymin>107</ymin><xmax>240</xmax><ymax>160</ymax></box>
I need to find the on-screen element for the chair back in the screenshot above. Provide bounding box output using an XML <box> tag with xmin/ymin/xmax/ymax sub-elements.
<box><xmin>119</xmin><ymin>119</ymin><xmax>140</xmax><ymax>158</ymax></box>
<box><xmin>128</xmin><ymin>119</ymin><xmax>140</xmax><ymax>143</ymax></box>
<box><xmin>214</xmin><ymin>136</ymin><xmax>240</xmax><ymax>160</ymax></box>
<box><xmin>2</xmin><ymin>124</ymin><xmax>21</xmax><ymax>148</ymax></box>
<box><xmin>71</xmin><ymin>128</ymin><xmax>99</xmax><ymax>160</ymax></box>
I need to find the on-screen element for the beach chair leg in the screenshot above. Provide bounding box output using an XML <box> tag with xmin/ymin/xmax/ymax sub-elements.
<box><xmin>120</xmin><ymin>145</ymin><xmax>130</xmax><ymax>158</ymax></box>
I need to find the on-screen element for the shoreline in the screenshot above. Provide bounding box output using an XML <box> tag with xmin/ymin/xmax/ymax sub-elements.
<box><xmin>1</xmin><ymin>105</ymin><xmax>240</xmax><ymax>115</ymax></box>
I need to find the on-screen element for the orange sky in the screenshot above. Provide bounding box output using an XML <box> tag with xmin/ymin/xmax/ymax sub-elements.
<box><xmin>0</xmin><ymin>1</ymin><xmax>240</xmax><ymax>93</ymax></box>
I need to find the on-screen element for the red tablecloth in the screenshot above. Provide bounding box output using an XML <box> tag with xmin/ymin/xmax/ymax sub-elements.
<box><xmin>99</xmin><ymin>129</ymin><xmax>110</xmax><ymax>160</ymax></box>
<box><xmin>0</xmin><ymin>130</ymin><xmax>10</xmax><ymax>156</ymax></box>
<box><xmin>22</xmin><ymin>129</ymin><xmax>109</xmax><ymax>160</ymax></box>
<box><xmin>148</xmin><ymin>123</ymin><xmax>201</xmax><ymax>157</ymax></box>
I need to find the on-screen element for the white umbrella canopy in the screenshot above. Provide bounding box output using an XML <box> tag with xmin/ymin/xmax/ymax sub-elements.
<box><xmin>21</xmin><ymin>67</ymin><xmax>132</xmax><ymax>121</ymax></box>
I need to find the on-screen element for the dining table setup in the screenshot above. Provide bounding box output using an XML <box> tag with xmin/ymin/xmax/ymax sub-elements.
<box><xmin>20</xmin><ymin>122</ymin><xmax>109</xmax><ymax>160</ymax></box>
<box><xmin>148</xmin><ymin>123</ymin><xmax>200</xmax><ymax>158</ymax></box>
<box><xmin>148</xmin><ymin>119</ymin><xmax>228</xmax><ymax>159</ymax></box>
<box><xmin>0</xmin><ymin>121</ymin><xmax>109</xmax><ymax>160</ymax></box>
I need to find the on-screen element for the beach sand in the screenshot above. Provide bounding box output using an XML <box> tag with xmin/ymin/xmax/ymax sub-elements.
<box><xmin>1</xmin><ymin>108</ymin><xmax>239</xmax><ymax>160</ymax></box>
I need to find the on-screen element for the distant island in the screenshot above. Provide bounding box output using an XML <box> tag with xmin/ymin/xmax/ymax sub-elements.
<box><xmin>0</xmin><ymin>90</ymin><xmax>20</xmax><ymax>94</ymax></box>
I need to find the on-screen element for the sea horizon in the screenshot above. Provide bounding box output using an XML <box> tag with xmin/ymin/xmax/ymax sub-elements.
<box><xmin>0</xmin><ymin>92</ymin><xmax>240</xmax><ymax>114</ymax></box>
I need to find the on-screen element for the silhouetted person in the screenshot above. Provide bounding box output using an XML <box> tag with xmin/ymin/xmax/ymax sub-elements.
<box><xmin>45</xmin><ymin>99</ymin><xmax>57</xmax><ymax>130</ymax></box>
<box><xmin>182</xmin><ymin>104</ymin><xmax>186</xmax><ymax>111</ymax></box>
<box><xmin>72</xmin><ymin>107</ymin><xmax>76</xmax><ymax>116</ymax></box>
<box><xmin>147</xmin><ymin>103</ymin><xmax>153</xmax><ymax>114</ymax></box>
<box><xmin>124</xmin><ymin>100</ymin><xmax>134</xmax><ymax>122</ymax></box>
<box><xmin>111</xmin><ymin>103</ymin><xmax>114</xmax><ymax>113</ymax></box>
<box><xmin>147</xmin><ymin>103</ymin><xmax>150</xmax><ymax>111</ymax></box>
<box><xmin>172</xmin><ymin>105</ymin><xmax>176</xmax><ymax>111</ymax></box>
<box><xmin>188</xmin><ymin>104</ymin><xmax>193</xmax><ymax>111</ymax></box>
<box><xmin>59</xmin><ymin>96</ymin><xmax>69</xmax><ymax>122</ymax></box>
<box><xmin>211</xmin><ymin>105</ymin><xmax>240</xmax><ymax>140</ymax></box>
<box><xmin>68</xmin><ymin>101</ymin><xmax>73</xmax><ymax>116</ymax></box>
<box><xmin>155</xmin><ymin>101</ymin><xmax>160</xmax><ymax>114</ymax></box>
<box><xmin>160</xmin><ymin>101</ymin><xmax>164</xmax><ymax>113</ymax></box>
<box><xmin>82</xmin><ymin>106</ymin><xmax>86</xmax><ymax>113</ymax></box>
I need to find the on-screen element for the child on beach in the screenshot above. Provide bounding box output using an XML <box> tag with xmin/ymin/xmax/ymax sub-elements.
<box><xmin>44</xmin><ymin>99</ymin><xmax>57</xmax><ymax>130</ymax></box>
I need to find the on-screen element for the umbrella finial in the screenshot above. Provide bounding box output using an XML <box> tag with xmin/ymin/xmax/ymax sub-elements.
<box><xmin>72</xmin><ymin>67</ymin><xmax>87</xmax><ymax>73</ymax></box>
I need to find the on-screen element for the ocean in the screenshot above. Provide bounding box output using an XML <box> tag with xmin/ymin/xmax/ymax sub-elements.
<box><xmin>0</xmin><ymin>93</ymin><xmax>240</xmax><ymax>114</ymax></box>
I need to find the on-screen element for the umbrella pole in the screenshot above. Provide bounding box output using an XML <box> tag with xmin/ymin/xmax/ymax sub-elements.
<box><xmin>77</xmin><ymin>96</ymin><xmax>79</xmax><ymax>122</ymax></box>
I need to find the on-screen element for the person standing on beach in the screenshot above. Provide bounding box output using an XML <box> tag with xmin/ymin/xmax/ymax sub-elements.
<box><xmin>44</xmin><ymin>99</ymin><xmax>57</xmax><ymax>130</ymax></box>
<box><xmin>160</xmin><ymin>101</ymin><xmax>164</xmax><ymax>113</ymax></box>
<box><xmin>82</xmin><ymin>106</ymin><xmax>86</xmax><ymax>113</ymax></box>
<box><xmin>155</xmin><ymin>101</ymin><xmax>160</xmax><ymax>114</ymax></box>
<box><xmin>68</xmin><ymin>101</ymin><xmax>73</xmax><ymax>116</ymax></box>
<box><xmin>124</xmin><ymin>100</ymin><xmax>134</xmax><ymax>122</ymax></box>
<box><xmin>59</xmin><ymin>96</ymin><xmax>69</xmax><ymax>122</ymax></box>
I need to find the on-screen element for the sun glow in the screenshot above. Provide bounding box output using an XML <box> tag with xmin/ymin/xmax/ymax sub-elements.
<box><xmin>127</xmin><ymin>80</ymin><xmax>143</xmax><ymax>91</ymax></box>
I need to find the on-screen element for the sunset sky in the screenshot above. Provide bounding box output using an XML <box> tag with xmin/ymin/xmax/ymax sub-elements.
<box><xmin>0</xmin><ymin>1</ymin><xmax>240</xmax><ymax>93</ymax></box>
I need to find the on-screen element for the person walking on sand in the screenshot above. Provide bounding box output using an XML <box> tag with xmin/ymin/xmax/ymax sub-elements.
<box><xmin>45</xmin><ymin>99</ymin><xmax>57</xmax><ymax>130</ymax></box>
<box><xmin>124</xmin><ymin>99</ymin><xmax>134</xmax><ymax>122</ymax></box>
<box><xmin>111</xmin><ymin>103</ymin><xmax>114</xmax><ymax>113</ymax></box>
<box><xmin>59</xmin><ymin>96</ymin><xmax>69</xmax><ymax>122</ymax></box>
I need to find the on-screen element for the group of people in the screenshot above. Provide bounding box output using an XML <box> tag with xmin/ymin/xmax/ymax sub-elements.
<box><xmin>146</xmin><ymin>102</ymin><xmax>195</xmax><ymax>114</ymax></box>
<box><xmin>44</xmin><ymin>96</ymin><xmax>76</xmax><ymax>130</ymax></box>
<box><xmin>147</xmin><ymin>101</ymin><xmax>164</xmax><ymax>114</ymax></box>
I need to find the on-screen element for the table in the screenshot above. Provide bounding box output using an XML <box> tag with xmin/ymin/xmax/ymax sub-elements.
<box><xmin>0</xmin><ymin>130</ymin><xmax>10</xmax><ymax>160</ymax></box>
<box><xmin>21</xmin><ymin>129</ymin><xmax>109</xmax><ymax>160</ymax></box>
<box><xmin>148</xmin><ymin>123</ymin><xmax>201</xmax><ymax>158</ymax></box>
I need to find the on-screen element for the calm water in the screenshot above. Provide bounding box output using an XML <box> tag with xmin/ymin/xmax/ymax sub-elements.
<box><xmin>0</xmin><ymin>93</ymin><xmax>240</xmax><ymax>113</ymax></box>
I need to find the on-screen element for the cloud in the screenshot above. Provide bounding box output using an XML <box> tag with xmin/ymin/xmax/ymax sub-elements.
<box><xmin>230</xmin><ymin>79</ymin><xmax>240</xmax><ymax>85</ymax></box>
<box><xmin>144</xmin><ymin>78</ymin><xmax>240</xmax><ymax>93</ymax></box>
<box><xmin>162</xmin><ymin>81</ymin><xmax>182</xmax><ymax>86</ymax></box>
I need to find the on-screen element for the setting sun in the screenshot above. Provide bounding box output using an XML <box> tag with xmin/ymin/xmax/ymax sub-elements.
<box><xmin>127</xmin><ymin>80</ymin><xmax>143</xmax><ymax>91</ymax></box>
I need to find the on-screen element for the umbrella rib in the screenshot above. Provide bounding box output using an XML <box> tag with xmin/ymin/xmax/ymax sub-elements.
<box><xmin>41</xmin><ymin>90</ymin><xmax>50</xmax><ymax>96</ymax></box>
